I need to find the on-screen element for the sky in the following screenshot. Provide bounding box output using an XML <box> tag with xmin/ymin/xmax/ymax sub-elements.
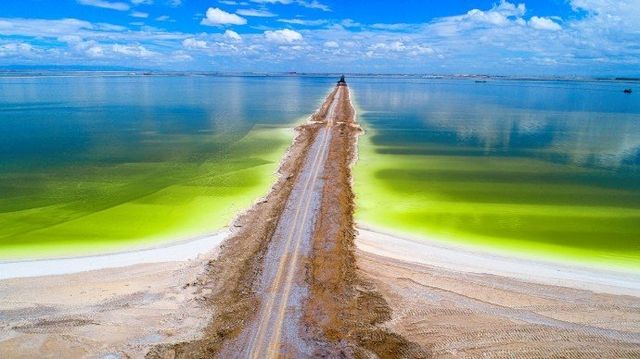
<box><xmin>0</xmin><ymin>0</ymin><xmax>638</xmax><ymax>75</ymax></box>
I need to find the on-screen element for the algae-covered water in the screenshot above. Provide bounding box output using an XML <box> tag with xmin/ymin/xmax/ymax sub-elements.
<box><xmin>352</xmin><ymin>78</ymin><xmax>640</xmax><ymax>268</ymax></box>
<box><xmin>0</xmin><ymin>75</ymin><xmax>333</xmax><ymax>259</ymax></box>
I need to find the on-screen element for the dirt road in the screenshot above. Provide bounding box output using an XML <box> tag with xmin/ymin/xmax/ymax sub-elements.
<box><xmin>150</xmin><ymin>82</ymin><xmax>425</xmax><ymax>358</ymax></box>
<box><xmin>218</xmin><ymin>87</ymin><xmax>344</xmax><ymax>358</ymax></box>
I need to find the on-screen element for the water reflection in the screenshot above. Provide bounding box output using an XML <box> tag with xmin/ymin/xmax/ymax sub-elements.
<box><xmin>352</xmin><ymin>79</ymin><xmax>640</xmax><ymax>169</ymax></box>
<box><xmin>0</xmin><ymin>76</ymin><xmax>332</xmax><ymax>171</ymax></box>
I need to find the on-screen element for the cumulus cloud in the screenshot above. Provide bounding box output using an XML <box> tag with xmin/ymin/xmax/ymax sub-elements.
<box><xmin>463</xmin><ymin>0</ymin><xmax>525</xmax><ymax>27</ymax></box>
<box><xmin>77</xmin><ymin>0</ymin><xmax>130</xmax><ymax>11</ymax></box>
<box><xmin>0</xmin><ymin>42</ymin><xmax>36</xmax><ymax>57</ymax></box>
<box><xmin>493</xmin><ymin>0</ymin><xmax>526</xmax><ymax>17</ymax></box>
<box><xmin>264</xmin><ymin>29</ymin><xmax>303</xmax><ymax>43</ymax></box>
<box><xmin>182</xmin><ymin>38</ymin><xmax>208</xmax><ymax>49</ymax></box>
<box><xmin>201</xmin><ymin>8</ymin><xmax>247</xmax><ymax>26</ymax></box>
<box><xmin>85</xmin><ymin>45</ymin><xmax>105</xmax><ymax>57</ymax></box>
<box><xmin>224</xmin><ymin>29</ymin><xmax>242</xmax><ymax>41</ymax></box>
<box><xmin>528</xmin><ymin>16</ymin><xmax>561</xmax><ymax>31</ymax></box>
<box><xmin>112</xmin><ymin>44</ymin><xmax>156</xmax><ymax>57</ymax></box>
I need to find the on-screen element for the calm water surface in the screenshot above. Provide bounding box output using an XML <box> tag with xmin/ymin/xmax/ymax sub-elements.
<box><xmin>0</xmin><ymin>75</ymin><xmax>333</xmax><ymax>258</ymax></box>
<box><xmin>351</xmin><ymin>78</ymin><xmax>640</xmax><ymax>267</ymax></box>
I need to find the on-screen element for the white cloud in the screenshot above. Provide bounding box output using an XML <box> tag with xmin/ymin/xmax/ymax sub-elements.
<box><xmin>112</xmin><ymin>44</ymin><xmax>157</xmax><ymax>57</ymax></box>
<box><xmin>0</xmin><ymin>42</ymin><xmax>36</xmax><ymax>57</ymax></box>
<box><xmin>169</xmin><ymin>0</ymin><xmax>182</xmax><ymax>6</ymax></box>
<box><xmin>250</xmin><ymin>0</ymin><xmax>329</xmax><ymax>11</ymax></box>
<box><xmin>86</xmin><ymin>45</ymin><xmax>105</xmax><ymax>57</ymax></box>
<box><xmin>442</xmin><ymin>0</ymin><xmax>527</xmax><ymax>28</ymax></box>
<box><xmin>1</xmin><ymin>0</ymin><xmax>639</xmax><ymax>75</ymax></box>
<box><xmin>278</xmin><ymin>18</ymin><xmax>327</xmax><ymax>26</ymax></box>
<box><xmin>264</xmin><ymin>29</ymin><xmax>303</xmax><ymax>43</ymax></box>
<box><xmin>299</xmin><ymin>0</ymin><xmax>329</xmax><ymax>11</ymax></box>
<box><xmin>0</xmin><ymin>18</ymin><xmax>94</xmax><ymax>38</ymax></box>
<box><xmin>324</xmin><ymin>41</ymin><xmax>338</xmax><ymax>48</ymax></box>
<box><xmin>494</xmin><ymin>0</ymin><xmax>526</xmax><ymax>17</ymax></box>
<box><xmin>182</xmin><ymin>38</ymin><xmax>208</xmax><ymax>49</ymax></box>
<box><xmin>77</xmin><ymin>0</ymin><xmax>130</xmax><ymax>11</ymax></box>
<box><xmin>466</xmin><ymin>8</ymin><xmax>510</xmax><ymax>26</ymax></box>
<box><xmin>236</xmin><ymin>9</ymin><xmax>276</xmax><ymax>17</ymax></box>
<box><xmin>528</xmin><ymin>16</ymin><xmax>561</xmax><ymax>31</ymax></box>
<box><xmin>58</xmin><ymin>35</ymin><xmax>83</xmax><ymax>43</ymax></box>
<box><xmin>370</xmin><ymin>23</ymin><xmax>414</xmax><ymax>31</ymax></box>
<box><xmin>370</xmin><ymin>41</ymin><xmax>405</xmax><ymax>52</ymax></box>
<box><xmin>224</xmin><ymin>29</ymin><xmax>242</xmax><ymax>41</ymax></box>
<box><xmin>340</xmin><ymin>19</ymin><xmax>360</xmax><ymax>28</ymax></box>
<box><xmin>131</xmin><ymin>0</ymin><xmax>153</xmax><ymax>4</ymax></box>
<box><xmin>156</xmin><ymin>15</ymin><xmax>170</xmax><ymax>21</ymax></box>
<box><xmin>365</xmin><ymin>40</ymin><xmax>436</xmax><ymax>58</ymax></box>
<box><xmin>201</xmin><ymin>8</ymin><xmax>247</xmax><ymax>26</ymax></box>
<box><xmin>130</xmin><ymin>11</ymin><xmax>149</xmax><ymax>18</ymax></box>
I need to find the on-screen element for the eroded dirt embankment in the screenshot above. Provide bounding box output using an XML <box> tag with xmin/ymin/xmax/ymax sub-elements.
<box><xmin>302</xmin><ymin>88</ymin><xmax>428</xmax><ymax>358</ymax></box>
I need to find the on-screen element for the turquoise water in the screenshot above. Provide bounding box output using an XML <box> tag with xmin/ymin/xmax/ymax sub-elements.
<box><xmin>351</xmin><ymin>78</ymin><xmax>640</xmax><ymax>267</ymax></box>
<box><xmin>0</xmin><ymin>75</ymin><xmax>334</xmax><ymax>258</ymax></box>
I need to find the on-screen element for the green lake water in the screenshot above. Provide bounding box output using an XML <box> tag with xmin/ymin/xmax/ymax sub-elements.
<box><xmin>0</xmin><ymin>75</ymin><xmax>333</xmax><ymax>259</ymax></box>
<box><xmin>351</xmin><ymin>78</ymin><xmax>640</xmax><ymax>268</ymax></box>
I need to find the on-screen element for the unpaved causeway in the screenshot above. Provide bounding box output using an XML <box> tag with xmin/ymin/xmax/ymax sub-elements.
<box><xmin>149</xmin><ymin>81</ymin><xmax>423</xmax><ymax>358</ymax></box>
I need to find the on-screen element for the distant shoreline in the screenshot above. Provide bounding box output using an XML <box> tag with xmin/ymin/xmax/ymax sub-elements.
<box><xmin>0</xmin><ymin>69</ymin><xmax>638</xmax><ymax>83</ymax></box>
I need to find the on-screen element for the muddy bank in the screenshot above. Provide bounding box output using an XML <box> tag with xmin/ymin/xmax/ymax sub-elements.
<box><xmin>302</xmin><ymin>88</ymin><xmax>427</xmax><ymax>358</ymax></box>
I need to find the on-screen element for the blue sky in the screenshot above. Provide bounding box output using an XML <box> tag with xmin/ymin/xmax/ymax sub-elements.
<box><xmin>0</xmin><ymin>0</ymin><xmax>638</xmax><ymax>75</ymax></box>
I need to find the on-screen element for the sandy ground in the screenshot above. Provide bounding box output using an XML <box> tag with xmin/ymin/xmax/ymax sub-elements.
<box><xmin>356</xmin><ymin>227</ymin><xmax>640</xmax><ymax>358</ymax></box>
<box><xmin>0</xmin><ymin>235</ymin><xmax>225</xmax><ymax>359</ymax></box>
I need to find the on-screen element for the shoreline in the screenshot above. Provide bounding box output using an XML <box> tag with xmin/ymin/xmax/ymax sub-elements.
<box><xmin>3</xmin><ymin>221</ymin><xmax>638</xmax><ymax>296</ymax></box>
<box><xmin>356</xmin><ymin>225</ymin><xmax>640</xmax><ymax>297</ymax></box>
<box><xmin>0</xmin><ymin>230</ymin><xmax>228</xmax><ymax>280</ymax></box>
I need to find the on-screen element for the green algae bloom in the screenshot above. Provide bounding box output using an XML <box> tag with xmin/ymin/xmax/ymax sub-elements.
<box><xmin>0</xmin><ymin>75</ymin><xmax>332</xmax><ymax>259</ymax></box>
<box><xmin>352</xmin><ymin>78</ymin><xmax>640</xmax><ymax>269</ymax></box>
